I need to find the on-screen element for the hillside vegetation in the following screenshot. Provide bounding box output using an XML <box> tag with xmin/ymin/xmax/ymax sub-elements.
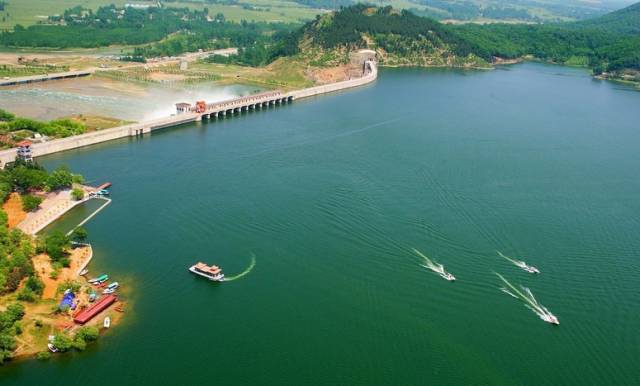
<box><xmin>299</xmin><ymin>5</ymin><xmax>489</xmax><ymax>68</ymax></box>
<box><xmin>292</xmin><ymin>4</ymin><xmax>640</xmax><ymax>75</ymax></box>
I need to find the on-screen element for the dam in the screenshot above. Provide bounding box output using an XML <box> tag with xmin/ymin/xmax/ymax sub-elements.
<box><xmin>0</xmin><ymin>59</ymin><xmax>377</xmax><ymax>168</ymax></box>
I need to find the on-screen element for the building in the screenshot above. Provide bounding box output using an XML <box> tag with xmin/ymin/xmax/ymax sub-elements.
<box><xmin>176</xmin><ymin>102</ymin><xmax>192</xmax><ymax>114</ymax></box>
<box><xmin>16</xmin><ymin>140</ymin><xmax>33</xmax><ymax>162</ymax></box>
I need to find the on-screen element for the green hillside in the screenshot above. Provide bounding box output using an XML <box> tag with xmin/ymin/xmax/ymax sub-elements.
<box><xmin>576</xmin><ymin>2</ymin><xmax>640</xmax><ymax>34</ymax></box>
<box><xmin>293</xmin><ymin>3</ymin><xmax>640</xmax><ymax>73</ymax></box>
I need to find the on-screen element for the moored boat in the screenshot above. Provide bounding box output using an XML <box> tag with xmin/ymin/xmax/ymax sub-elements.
<box><xmin>79</xmin><ymin>269</ymin><xmax>89</xmax><ymax>276</ymax></box>
<box><xmin>47</xmin><ymin>343</ymin><xmax>59</xmax><ymax>353</ymax></box>
<box><xmin>189</xmin><ymin>262</ymin><xmax>225</xmax><ymax>282</ymax></box>
<box><xmin>103</xmin><ymin>317</ymin><xmax>111</xmax><ymax>328</ymax></box>
<box><xmin>88</xmin><ymin>274</ymin><xmax>108</xmax><ymax>284</ymax></box>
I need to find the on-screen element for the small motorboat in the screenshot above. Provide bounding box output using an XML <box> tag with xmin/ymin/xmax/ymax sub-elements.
<box><xmin>523</xmin><ymin>265</ymin><xmax>540</xmax><ymax>274</ymax></box>
<box><xmin>102</xmin><ymin>282</ymin><xmax>119</xmax><ymax>294</ymax></box>
<box><xmin>47</xmin><ymin>343</ymin><xmax>59</xmax><ymax>353</ymax></box>
<box><xmin>439</xmin><ymin>272</ymin><xmax>456</xmax><ymax>281</ymax></box>
<box><xmin>88</xmin><ymin>274</ymin><xmax>108</xmax><ymax>284</ymax></box>
<box><xmin>103</xmin><ymin>317</ymin><xmax>111</xmax><ymax>328</ymax></box>
<box><xmin>79</xmin><ymin>269</ymin><xmax>89</xmax><ymax>276</ymax></box>
<box><xmin>97</xmin><ymin>189</ymin><xmax>110</xmax><ymax>196</ymax></box>
<box><xmin>88</xmin><ymin>292</ymin><xmax>97</xmax><ymax>302</ymax></box>
<box><xmin>541</xmin><ymin>313</ymin><xmax>560</xmax><ymax>325</ymax></box>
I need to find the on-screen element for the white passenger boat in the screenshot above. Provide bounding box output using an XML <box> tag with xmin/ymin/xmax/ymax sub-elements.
<box><xmin>189</xmin><ymin>262</ymin><xmax>225</xmax><ymax>282</ymax></box>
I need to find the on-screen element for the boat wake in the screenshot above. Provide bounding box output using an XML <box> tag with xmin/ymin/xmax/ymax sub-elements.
<box><xmin>498</xmin><ymin>251</ymin><xmax>540</xmax><ymax>274</ymax></box>
<box><xmin>412</xmin><ymin>248</ymin><xmax>456</xmax><ymax>281</ymax></box>
<box><xmin>224</xmin><ymin>254</ymin><xmax>256</xmax><ymax>282</ymax></box>
<box><xmin>495</xmin><ymin>272</ymin><xmax>558</xmax><ymax>325</ymax></box>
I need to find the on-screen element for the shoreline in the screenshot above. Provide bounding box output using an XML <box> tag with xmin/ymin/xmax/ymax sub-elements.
<box><xmin>4</xmin><ymin>190</ymin><xmax>121</xmax><ymax>363</ymax></box>
<box><xmin>0</xmin><ymin>59</ymin><xmax>378</xmax><ymax>167</ymax></box>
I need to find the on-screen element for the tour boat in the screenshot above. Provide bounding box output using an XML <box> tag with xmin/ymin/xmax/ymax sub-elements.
<box><xmin>103</xmin><ymin>316</ymin><xmax>111</xmax><ymax>328</ymax></box>
<box><xmin>189</xmin><ymin>262</ymin><xmax>225</xmax><ymax>282</ymax></box>
<box><xmin>88</xmin><ymin>274</ymin><xmax>108</xmax><ymax>284</ymax></box>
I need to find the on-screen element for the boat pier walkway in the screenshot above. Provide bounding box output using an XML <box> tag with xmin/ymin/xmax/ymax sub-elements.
<box><xmin>0</xmin><ymin>60</ymin><xmax>377</xmax><ymax>167</ymax></box>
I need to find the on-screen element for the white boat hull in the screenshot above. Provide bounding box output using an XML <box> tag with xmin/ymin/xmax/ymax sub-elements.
<box><xmin>189</xmin><ymin>266</ymin><xmax>225</xmax><ymax>282</ymax></box>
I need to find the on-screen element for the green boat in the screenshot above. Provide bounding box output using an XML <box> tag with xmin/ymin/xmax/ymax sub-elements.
<box><xmin>88</xmin><ymin>274</ymin><xmax>108</xmax><ymax>284</ymax></box>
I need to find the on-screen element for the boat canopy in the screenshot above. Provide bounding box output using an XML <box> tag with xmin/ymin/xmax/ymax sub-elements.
<box><xmin>194</xmin><ymin>262</ymin><xmax>222</xmax><ymax>275</ymax></box>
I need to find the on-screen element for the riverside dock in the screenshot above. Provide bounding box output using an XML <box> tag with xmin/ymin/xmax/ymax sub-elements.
<box><xmin>0</xmin><ymin>59</ymin><xmax>377</xmax><ymax>168</ymax></box>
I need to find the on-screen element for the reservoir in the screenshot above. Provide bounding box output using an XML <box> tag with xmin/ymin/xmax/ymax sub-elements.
<box><xmin>1</xmin><ymin>63</ymin><xmax>639</xmax><ymax>385</ymax></box>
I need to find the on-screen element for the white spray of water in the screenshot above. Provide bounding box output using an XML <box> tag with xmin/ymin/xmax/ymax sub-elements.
<box><xmin>495</xmin><ymin>272</ymin><xmax>557</xmax><ymax>324</ymax></box>
<box><xmin>412</xmin><ymin>248</ymin><xmax>455</xmax><ymax>280</ymax></box>
<box><xmin>498</xmin><ymin>251</ymin><xmax>539</xmax><ymax>274</ymax></box>
<box><xmin>224</xmin><ymin>254</ymin><xmax>256</xmax><ymax>282</ymax></box>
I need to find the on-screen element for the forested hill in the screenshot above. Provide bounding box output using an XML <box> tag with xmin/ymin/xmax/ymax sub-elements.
<box><xmin>296</xmin><ymin>4</ymin><xmax>640</xmax><ymax>74</ymax></box>
<box><xmin>298</xmin><ymin>5</ymin><xmax>491</xmax><ymax>68</ymax></box>
<box><xmin>576</xmin><ymin>2</ymin><xmax>640</xmax><ymax>34</ymax></box>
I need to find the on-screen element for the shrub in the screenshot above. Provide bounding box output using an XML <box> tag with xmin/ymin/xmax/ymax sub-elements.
<box><xmin>56</xmin><ymin>279</ymin><xmax>81</xmax><ymax>295</ymax></box>
<box><xmin>36</xmin><ymin>351</ymin><xmax>51</xmax><ymax>360</ymax></box>
<box><xmin>52</xmin><ymin>333</ymin><xmax>73</xmax><ymax>352</ymax></box>
<box><xmin>16</xmin><ymin>287</ymin><xmax>36</xmax><ymax>302</ymax></box>
<box><xmin>70</xmin><ymin>227</ymin><xmax>88</xmax><ymax>243</ymax></box>
<box><xmin>21</xmin><ymin>194</ymin><xmax>43</xmax><ymax>212</ymax></box>
<box><xmin>0</xmin><ymin>109</ymin><xmax>15</xmax><ymax>122</ymax></box>
<box><xmin>71</xmin><ymin>187</ymin><xmax>84</xmax><ymax>201</ymax></box>
<box><xmin>75</xmin><ymin>326</ymin><xmax>99</xmax><ymax>342</ymax></box>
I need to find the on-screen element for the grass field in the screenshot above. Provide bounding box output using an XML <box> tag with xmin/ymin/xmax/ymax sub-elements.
<box><xmin>0</xmin><ymin>0</ymin><xmax>324</xmax><ymax>31</ymax></box>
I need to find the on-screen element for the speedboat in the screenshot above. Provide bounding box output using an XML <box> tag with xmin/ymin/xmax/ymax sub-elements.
<box><xmin>541</xmin><ymin>313</ymin><xmax>560</xmax><ymax>325</ymax></box>
<box><xmin>97</xmin><ymin>189</ymin><xmax>110</xmax><ymax>196</ymax></box>
<box><xmin>47</xmin><ymin>343</ymin><xmax>59</xmax><ymax>353</ymax></box>
<box><xmin>523</xmin><ymin>265</ymin><xmax>540</xmax><ymax>274</ymax></box>
<box><xmin>439</xmin><ymin>272</ymin><xmax>456</xmax><ymax>281</ymax></box>
<box><xmin>88</xmin><ymin>292</ymin><xmax>97</xmax><ymax>302</ymax></box>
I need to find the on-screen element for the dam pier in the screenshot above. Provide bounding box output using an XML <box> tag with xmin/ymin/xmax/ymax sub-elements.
<box><xmin>0</xmin><ymin>59</ymin><xmax>377</xmax><ymax>167</ymax></box>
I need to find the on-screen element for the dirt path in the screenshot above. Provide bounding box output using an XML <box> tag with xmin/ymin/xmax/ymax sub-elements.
<box><xmin>2</xmin><ymin>192</ymin><xmax>27</xmax><ymax>228</ymax></box>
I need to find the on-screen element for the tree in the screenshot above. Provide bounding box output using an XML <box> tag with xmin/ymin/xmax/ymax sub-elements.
<box><xmin>21</xmin><ymin>194</ymin><xmax>42</xmax><ymax>212</ymax></box>
<box><xmin>71</xmin><ymin>187</ymin><xmax>84</xmax><ymax>201</ymax></box>
<box><xmin>44</xmin><ymin>231</ymin><xmax>70</xmax><ymax>263</ymax></box>
<box><xmin>46</xmin><ymin>166</ymin><xmax>73</xmax><ymax>191</ymax></box>
<box><xmin>52</xmin><ymin>333</ymin><xmax>73</xmax><ymax>352</ymax></box>
<box><xmin>75</xmin><ymin>326</ymin><xmax>99</xmax><ymax>342</ymax></box>
<box><xmin>70</xmin><ymin>227</ymin><xmax>88</xmax><ymax>243</ymax></box>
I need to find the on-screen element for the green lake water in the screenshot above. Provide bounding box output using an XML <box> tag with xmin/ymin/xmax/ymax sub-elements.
<box><xmin>1</xmin><ymin>63</ymin><xmax>639</xmax><ymax>385</ymax></box>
